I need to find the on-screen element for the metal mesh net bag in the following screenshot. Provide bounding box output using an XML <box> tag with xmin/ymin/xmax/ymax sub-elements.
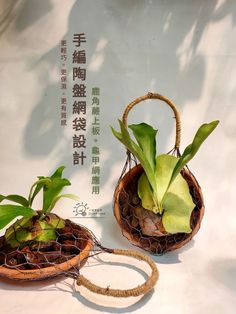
<box><xmin>0</xmin><ymin>218</ymin><xmax>92</xmax><ymax>281</ymax></box>
<box><xmin>113</xmin><ymin>93</ymin><xmax>205</xmax><ymax>255</ymax></box>
<box><xmin>0</xmin><ymin>216</ymin><xmax>158</xmax><ymax>298</ymax></box>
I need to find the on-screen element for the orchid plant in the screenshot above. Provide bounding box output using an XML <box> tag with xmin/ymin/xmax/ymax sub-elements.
<box><xmin>0</xmin><ymin>166</ymin><xmax>78</xmax><ymax>247</ymax></box>
<box><xmin>111</xmin><ymin>120</ymin><xmax>219</xmax><ymax>234</ymax></box>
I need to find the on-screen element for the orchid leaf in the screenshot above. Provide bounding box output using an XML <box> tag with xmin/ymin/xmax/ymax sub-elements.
<box><xmin>0</xmin><ymin>205</ymin><xmax>35</xmax><ymax>229</ymax></box>
<box><xmin>0</xmin><ymin>194</ymin><xmax>29</xmax><ymax>207</ymax></box>
<box><xmin>129</xmin><ymin>123</ymin><xmax>157</xmax><ymax>170</ymax></box>
<box><xmin>162</xmin><ymin>173</ymin><xmax>195</xmax><ymax>234</ymax></box>
<box><xmin>170</xmin><ymin>120</ymin><xmax>219</xmax><ymax>185</ymax></box>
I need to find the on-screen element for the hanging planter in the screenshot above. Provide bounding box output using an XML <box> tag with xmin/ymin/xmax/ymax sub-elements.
<box><xmin>0</xmin><ymin>219</ymin><xmax>93</xmax><ymax>281</ymax></box>
<box><xmin>112</xmin><ymin>92</ymin><xmax>219</xmax><ymax>254</ymax></box>
<box><xmin>0</xmin><ymin>166</ymin><xmax>158</xmax><ymax>299</ymax></box>
<box><xmin>0</xmin><ymin>166</ymin><xmax>93</xmax><ymax>281</ymax></box>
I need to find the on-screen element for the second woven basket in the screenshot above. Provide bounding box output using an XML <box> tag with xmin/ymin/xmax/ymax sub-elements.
<box><xmin>112</xmin><ymin>92</ymin><xmax>218</xmax><ymax>255</ymax></box>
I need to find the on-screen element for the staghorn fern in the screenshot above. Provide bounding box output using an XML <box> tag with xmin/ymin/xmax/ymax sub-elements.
<box><xmin>111</xmin><ymin>120</ymin><xmax>219</xmax><ymax>234</ymax></box>
<box><xmin>0</xmin><ymin>166</ymin><xmax>79</xmax><ymax>247</ymax></box>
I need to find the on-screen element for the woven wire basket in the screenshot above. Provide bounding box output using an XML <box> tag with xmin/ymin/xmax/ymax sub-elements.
<box><xmin>113</xmin><ymin>93</ymin><xmax>204</xmax><ymax>255</ymax></box>
<box><xmin>0</xmin><ymin>216</ymin><xmax>158</xmax><ymax>298</ymax></box>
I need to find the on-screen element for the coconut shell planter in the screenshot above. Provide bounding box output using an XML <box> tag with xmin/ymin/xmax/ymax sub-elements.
<box><xmin>0</xmin><ymin>218</ymin><xmax>93</xmax><ymax>281</ymax></box>
<box><xmin>112</xmin><ymin>93</ymin><xmax>219</xmax><ymax>255</ymax></box>
<box><xmin>0</xmin><ymin>166</ymin><xmax>158</xmax><ymax>298</ymax></box>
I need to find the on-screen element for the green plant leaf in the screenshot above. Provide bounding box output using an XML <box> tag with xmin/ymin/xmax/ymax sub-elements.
<box><xmin>170</xmin><ymin>120</ymin><xmax>219</xmax><ymax>185</ymax></box>
<box><xmin>0</xmin><ymin>194</ymin><xmax>29</xmax><ymax>207</ymax></box>
<box><xmin>35</xmin><ymin>215</ymin><xmax>65</xmax><ymax>241</ymax></box>
<box><xmin>51</xmin><ymin>166</ymin><xmax>66</xmax><ymax>179</ymax></box>
<box><xmin>129</xmin><ymin>123</ymin><xmax>157</xmax><ymax>171</ymax></box>
<box><xmin>42</xmin><ymin>178</ymin><xmax>71</xmax><ymax>214</ymax></box>
<box><xmin>28</xmin><ymin>166</ymin><xmax>71</xmax><ymax>214</ymax></box>
<box><xmin>28</xmin><ymin>178</ymin><xmax>52</xmax><ymax>207</ymax></box>
<box><xmin>137</xmin><ymin>173</ymin><xmax>156</xmax><ymax>212</ymax></box>
<box><xmin>47</xmin><ymin>194</ymin><xmax>80</xmax><ymax>212</ymax></box>
<box><xmin>28</xmin><ymin>167</ymin><xmax>67</xmax><ymax>208</ymax></box>
<box><xmin>111</xmin><ymin>120</ymin><xmax>157</xmax><ymax>204</ymax></box>
<box><xmin>5</xmin><ymin>214</ymin><xmax>65</xmax><ymax>247</ymax></box>
<box><xmin>162</xmin><ymin>173</ymin><xmax>195</xmax><ymax>234</ymax></box>
<box><xmin>138</xmin><ymin>155</ymin><xmax>179</xmax><ymax>214</ymax></box>
<box><xmin>154</xmin><ymin>154</ymin><xmax>179</xmax><ymax>205</ymax></box>
<box><xmin>111</xmin><ymin>119</ymin><xmax>219</xmax><ymax>221</ymax></box>
<box><xmin>0</xmin><ymin>205</ymin><xmax>35</xmax><ymax>229</ymax></box>
<box><xmin>5</xmin><ymin>217</ymin><xmax>37</xmax><ymax>247</ymax></box>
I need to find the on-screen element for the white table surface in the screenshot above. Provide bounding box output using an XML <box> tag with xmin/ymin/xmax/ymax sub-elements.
<box><xmin>0</xmin><ymin>1</ymin><xmax>236</xmax><ymax>313</ymax></box>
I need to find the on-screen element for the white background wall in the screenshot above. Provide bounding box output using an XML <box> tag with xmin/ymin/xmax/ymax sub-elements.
<box><xmin>0</xmin><ymin>1</ymin><xmax>236</xmax><ymax>313</ymax></box>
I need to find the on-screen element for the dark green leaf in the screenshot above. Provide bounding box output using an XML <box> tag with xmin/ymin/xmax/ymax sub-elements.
<box><xmin>0</xmin><ymin>194</ymin><xmax>29</xmax><ymax>207</ymax></box>
<box><xmin>0</xmin><ymin>205</ymin><xmax>35</xmax><ymax>229</ymax></box>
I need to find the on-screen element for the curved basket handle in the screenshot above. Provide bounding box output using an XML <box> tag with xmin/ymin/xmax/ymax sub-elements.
<box><xmin>77</xmin><ymin>249</ymin><xmax>159</xmax><ymax>298</ymax></box>
<box><xmin>122</xmin><ymin>92</ymin><xmax>181</xmax><ymax>150</ymax></box>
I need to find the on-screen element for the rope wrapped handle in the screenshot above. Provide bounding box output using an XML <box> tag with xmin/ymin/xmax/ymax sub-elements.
<box><xmin>77</xmin><ymin>249</ymin><xmax>159</xmax><ymax>297</ymax></box>
<box><xmin>122</xmin><ymin>92</ymin><xmax>181</xmax><ymax>150</ymax></box>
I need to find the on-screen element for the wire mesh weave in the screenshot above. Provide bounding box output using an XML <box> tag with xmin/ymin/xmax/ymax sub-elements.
<box><xmin>0</xmin><ymin>219</ymin><xmax>94</xmax><ymax>281</ymax></box>
<box><xmin>0</xmin><ymin>217</ymin><xmax>159</xmax><ymax>297</ymax></box>
<box><xmin>114</xmin><ymin>157</ymin><xmax>204</xmax><ymax>255</ymax></box>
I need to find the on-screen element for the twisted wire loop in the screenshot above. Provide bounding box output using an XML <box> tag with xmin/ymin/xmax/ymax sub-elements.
<box><xmin>77</xmin><ymin>248</ymin><xmax>159</xmax><ymax>297</ymax></box>
<box><xmin>122</xmin><ymin>92</ymin><xmax>181</xmax><ymax>151</ymax></box>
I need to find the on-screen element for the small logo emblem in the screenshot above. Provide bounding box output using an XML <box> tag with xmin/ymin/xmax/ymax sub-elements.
<box><xmin>73</xmin><ymin>202</ymin><xmax>89</xmax><ymax>217</ymax></box>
